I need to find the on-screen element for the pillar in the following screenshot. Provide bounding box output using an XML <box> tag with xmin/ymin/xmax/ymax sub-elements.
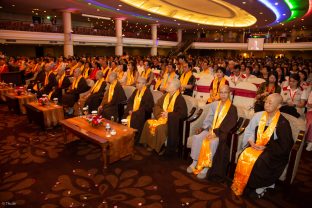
<box><xmin>151</xmin><ymin>24</ymin><xmax>158</xmax><ymax>56</ymax></box>
<box><xmin>177</xmin><ymin>28</ymin><xmax>182</xmax><ymax>43</ymax></box>
<box><xmin>115</xmin><ymin>18</ymin><xmax>123</xmax><ymax>56</ymax></box>
<box><xmin>63</xmin><ymin>10</ymin><xmax>73</xmax><ymax>57</ymax></box>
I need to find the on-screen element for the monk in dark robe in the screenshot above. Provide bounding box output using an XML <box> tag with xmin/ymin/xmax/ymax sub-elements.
<box><xmin>98</xmin><ymin>72</ymin><xmax>127</xmax><ymax>120</ymax></box>
<box><xmin>62</xmin><ymin>68</ymin><xmax>90</xmax><ymax>115</ymax></box>
<box><xmin>140</xmin><ymin>79</ymin><xmax>187</xmax><ymax>157</ymax></box>
<box><xmin>187</xmin><ymin>85</ymin><xmax>238</xmax><ymax>180</ymax></box>
<box><xmin>82</xmin><ymin>70</ymin><xmax>106</xmax><ymax>112</ymax></box>
<box><xmin>49</xmin><ymin>67</ymin><xmax>71</xmax><ymax>103</ymax></box>
<box><xmin>27</xmin><ymin>61</ymin><xmax>47</xmax><ymax>94</ymax></box>
<box><xmin>231</xmin><ymin>93</ymin><xmax>293</xmax><ymax>197</ymax></box>
<box><xmin>123</xmin><ymin>77</ymin><xmax>154</xmax><ymax>143</ymax></box>
<box><xmin>179</xmin><ymin>62</ymin><xmax>195</xmax><ymax>96</ymax></box>
<box><xmin>40</xmin><ymin>63</ymin><xmax>57</xmax><ymax>96</ymax></box>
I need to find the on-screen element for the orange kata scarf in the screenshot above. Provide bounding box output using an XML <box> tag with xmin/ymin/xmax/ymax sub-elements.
<box><xmin>141</xmin><ymin>68</ymin><xmax>151</xmax><ymax>79</ymax></box>
<box><xmin>193</xmin><ymin>99</ymin><xmax>232</xmax><ymax>174</ymax></box>
<box><xmin>108</xmin><ymin>80</ymin><xmax>117</xmax><ymax>103</ymax></box>
<box><xmin>154</xmin><ymin>77</ymin><xmax>162</xmax><ymax>90</ymax></box>
<box><xmin>148</xmin><ymin>90</ymin><xmax>180</xmax><ymax>136</ymax></box>
<box><xmin>90</xmin><ymin>78</ymin><xmax>105</xmax><ymax>94</ymax></box>
<box><xmin>231</xmin><ymin>110</ymin><xmax>280</xmax><ymax>196</ymax></box>
<box><xmin>83</xmin><ymin>67</ymin><xmax>89</xmax><ymax>79</ymax></box>
<box><xmin>127</xmin><ymin>86</ymin><xmax>147</xmax><ymax>127</ymax></box>
<box><xmin>71</xmin><ymin>75</ymin><xmax>82</xmax><ymax>90</ymax></box>
<box><xmin>126</xmin><ymin>70</ymin><xmax>135</xmax><ymax>86</ymax></box>
<box><xmin>58</xmin><ymin>73</ymin><xmax>66</xmax><ymax>88</ymax></box>
<box><xmin>70</xmin><ymin>63</ymin><xmax>79</xmax><ymax>75</ymax></box>
<box><xmin>162</xmin><ymin>72</ymin><xmax>176</xmax><ymax>90</ymax></box>
<box><xmin>208</xmin><ymin>77</ymin><xmax>227</xmax><ymax>103</ymax></box>
<box><xmin>180</xmin><ymin>71</ymin><xmax>192</xmax><ymax>86</ymax></box>
<box><xmin>44</xmin><ymin>71</ymin><xmax>53</xmax><ymax>86</ymax></box>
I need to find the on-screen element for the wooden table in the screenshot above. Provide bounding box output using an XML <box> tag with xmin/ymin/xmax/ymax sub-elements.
<box><xmin>0</xmin><ymin>87</ymin><xmax>14</xmax><ymax>102</ymax></box>
<box><xmin>5</xmin><ymin>93</ymin><xmax>36</xmax><ymax>114</ymax></box>
<box><xmin>25</xmin><ymin>102</ymin><xmax>64</xmax><ymax>129</ymax></box>
<box><xmin>60</xmin><ymin>117</ymin><xmax>136</xmax><ymax>169</ymax></box>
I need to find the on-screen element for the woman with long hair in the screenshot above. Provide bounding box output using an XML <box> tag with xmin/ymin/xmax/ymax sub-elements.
<box><xmin>254</xmin><ymin>71</ymin><xmax>281</xmax><ymax>112</ymax></box>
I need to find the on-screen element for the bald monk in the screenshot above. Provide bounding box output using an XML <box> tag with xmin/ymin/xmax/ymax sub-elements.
<box><xmin>82</xmin><ymin>70</ymin><xmax>107</xmax><ymax>113</ymax></box>
<box><xmin>98</xmin><ymin>72</ymin><xmax>127</xmax><ymax>120</ymax></box>
<box><xmin>231</xmin><ymin>93</ymin><xmax>293</xmax><ymax>197</ymax></box>
<box><xmin>187</xmin><ymin>85</ymin><xmax>238</xmax><ymax>180</ymax></box>
<box><xmin>140</xmin><ymin>79</ymin><xmax>187</xmax><ymax>157</ymax></box>
<box><xmin>62</xmin><ymin>68</ymin><xmax>90</xmax><ymax>115</ymax></box>
<box><xmin>123</xmin><ymin>77</ymin><xmax>154</xmax><ymax>143</ymax></box>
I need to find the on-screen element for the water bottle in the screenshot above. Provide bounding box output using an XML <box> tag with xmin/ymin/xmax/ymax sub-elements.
<box><xmin>78</xmin><ymin>107</ymin><xmax>83</xmax><ymax>117</ymax></box>
<box><xmin>34</xmin><ymin>93</ymin><xmax>38</xmax><ymax>103</ymax></box>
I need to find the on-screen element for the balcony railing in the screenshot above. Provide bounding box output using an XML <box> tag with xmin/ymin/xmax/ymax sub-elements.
<box><xmin>0</xmin><ymin>20</ymin><xmax>178</xmax><ymax>41</ymax></box>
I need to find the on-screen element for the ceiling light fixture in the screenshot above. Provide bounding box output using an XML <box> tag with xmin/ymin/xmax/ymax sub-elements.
<box><xmin>118</xmin><ymin>5</ymin><xmax>122</xmax><ymax>7</ymax></box>
<box><xmin>82</xmin><ymin>13</ymin><xmax>111</xmax><ymax>20</ymax></box>
<box><xmin>242</xmin><ymin>2</ymin><xmax>246</xmax><ymax>4</ymax></box>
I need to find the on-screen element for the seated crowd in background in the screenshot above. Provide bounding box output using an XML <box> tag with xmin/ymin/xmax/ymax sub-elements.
<box><xmin>0</xmin><ymin>52</ymin><xmax>312</xmax><ymax>198</ymax></box>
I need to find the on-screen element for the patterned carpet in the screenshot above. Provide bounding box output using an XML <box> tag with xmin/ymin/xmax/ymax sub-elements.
<box><xmin>0</xmin><ymin>104</ymin><xmax>311</xmax><ymax>208</ymax></box>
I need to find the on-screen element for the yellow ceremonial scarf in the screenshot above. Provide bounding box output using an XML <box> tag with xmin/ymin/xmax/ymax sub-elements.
<box><xmin>193</xmin><ymin>99</ymin><xmax>232</xmax><ymax>174</ymax></box>
<box><xmin>154</xmin><ymin>77</ymin><xmax>162</xmax><ymax>90</ymax></box>
<box><xmin>141</xmin><ymin>68</ymin><xmax>151</xmax><ymax>79</ymax></box>
<box><xmin>44</xmin><ymin>71</ymin><xmax>53</xmax><ymax>86</ymax></box>
<box><xmin>71</xmin><ymin>75</ymin><xmax>82</xmax><ymax>90</ymax></box>
<box><xmin>58</xmin><ymin>73</ymin><xmax>65</xmax><ymax>88</ymax></box>
<box><xmin>127</xmin><ymin>86</ymin><xmax>147</xmax><ymax>127</ymax></box>
<box><xmin>126</xmin><ymin>71</ymin><xmax>135</xmax><ymax>86</ymax></box>
<box><xmin>102</xmin><ymin>66</ymin><xmax>110</xmax><ymax>76</ymax></box>
<box><xmin>83</xmin><ymin>67</ymin><xmax>89</xmax><ymax>79</ymax></box>
<box><xmin>70</xmin><ymin>63</ymin><xmax>79</xmax><ymax>75</ymax></box>
<box><xmin>163</xmin><ymin>72</ymin><xmax>176</xmax><ymax>90</ymax></box>
<box><xmin>231</xmin><ymin>111</ymin><xmax>280</xmax><ymax>196</ymax></box>
<box><xmin>208</xmin><ymin>77</ymin><xmax>227</xmax><ymax>103</ymax></box>
<box><xmin>148</xmin><ymin>90</ymin><xmax>180</xmax><ymax>136</ymax></box>
<box><xmin>180</xmin><ymin>71</ymin><xmax>192</xmax><ymax>86</ymax></box>
<box><xmin>108</xmin><ymin>80</ymin><xmax>117</xmax><ymax>103</ymax></box>
<box><xmin>90</xmin><ymin>78</ymin><xmax>105</xmax><ymax>94</ymax></box>
<box><xmin>32</xmin><ymin>64</ymin><xmax>39</xmax><ymax>73</ymax></box>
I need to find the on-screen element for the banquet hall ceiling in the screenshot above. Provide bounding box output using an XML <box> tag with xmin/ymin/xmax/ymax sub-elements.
<box><xmin>0</xmin><ymin>0</ymin><xmax>311</xmax><ymax>29</ymax></box>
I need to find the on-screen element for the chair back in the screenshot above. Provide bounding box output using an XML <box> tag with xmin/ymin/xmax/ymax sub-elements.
<box><xmin>182</xmin><ymin>95</ymin><xmax>198</xmax><ymax>117</ymax></box>
<box><xmin>123</xmin><ymin>85</ymin><xmax>136</xmax><ymax>100</ymax></box>
<box><xmin>232</xmin><ymin>82</ymin><xmax>257</xmax><ymax>110</ymax></box>
<box><xmin>279</xmin><ymin>113</ymin><xmax>306</xmax><ymax>183</ymax></box>
<box><xmin>246</xmin><ymin>78</ymin><xmax>265</xmax><ymax>88</ymax></box>
<box><xmin>193</xmin><ymin>75</ymin><xmax>213</xmax><ymax>100</ymax></box>
<box><xmin>151</xmin><ymin>90</ymin><xmax>163</xmax><ymax>104</ymax></box>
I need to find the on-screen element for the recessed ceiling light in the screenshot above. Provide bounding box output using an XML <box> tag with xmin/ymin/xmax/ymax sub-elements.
<box><xmin>301</xmin><ymin>18</ymin><xmax>304</xmax><ymax>21</ymax></box>
<box><xmin>283</xmin><ymin>13</ymin><xmax>286</xmax><ymax>16</ymax></box>
<box><xmin>242</xmin><ymin>2</ymin><xmax>246</xmax><ymax>4</ymax></box>
<box><xmin>174</xmin><ymin>19</ymin><xmax>176</xmax><ymax>21</ymax></box>
<box><xmin>275</xmin><ymin>2</ymin><xmax>278</xmax><ymax>5</ymax></box>
<box><xmin>88</xmin><ymin>3</ymin><xmax>91</xmax><ymax>5</ymax></box>
<box><xmin>116</xmin><ymin>8</ymin><xmax>120</xmax><ymax>11</ymax></box>
<box><xmin>97</xmin><ymin>9</ymin><xmax>100</xmax><ymax>11</ymax></box>
<box><xmin>44</xmin><ymin>11</ymin><xmax>46</xmax><ymax>13</ymax></box>
<box><xmin>35</xmin><ymin>13</ymin><xmax>38</xmax><ymax>15</ymax></box>
<box><xmin>259</xmin><ymin>12</ymin><xmax>263</xmax><ymax>14</ymax></box>
<box><xmin>148</xmin><ymin>13</ymin><xmax>151</xmax><ymax>16</ymax></box>
<box><xmin>265</xmin><ymin>19</ymin><xmax>268</xmax><ymax>21</ymax></box>
<box><xmin>12</xmin><ymin>4</ymin><xmax>15</xmax><ymax>7</ymax></box>
<box><xmin>0</xmin><ymin>6</ymin><xmax>2</xmax><ymax>9</ymax></box>
<box><xmin>118</xmin><ymin>5</ymin><xmax>122</xmax><ymax>7</ymax></box>
<box><xmin>178</xmin><ymin>23</ymin><xmax>180</xmax><ymax>25</ymax></box>
<box><xmin>156</xmin><ymin>21</ymin><xmax>158</xmax><ymax>22</ymax></box>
